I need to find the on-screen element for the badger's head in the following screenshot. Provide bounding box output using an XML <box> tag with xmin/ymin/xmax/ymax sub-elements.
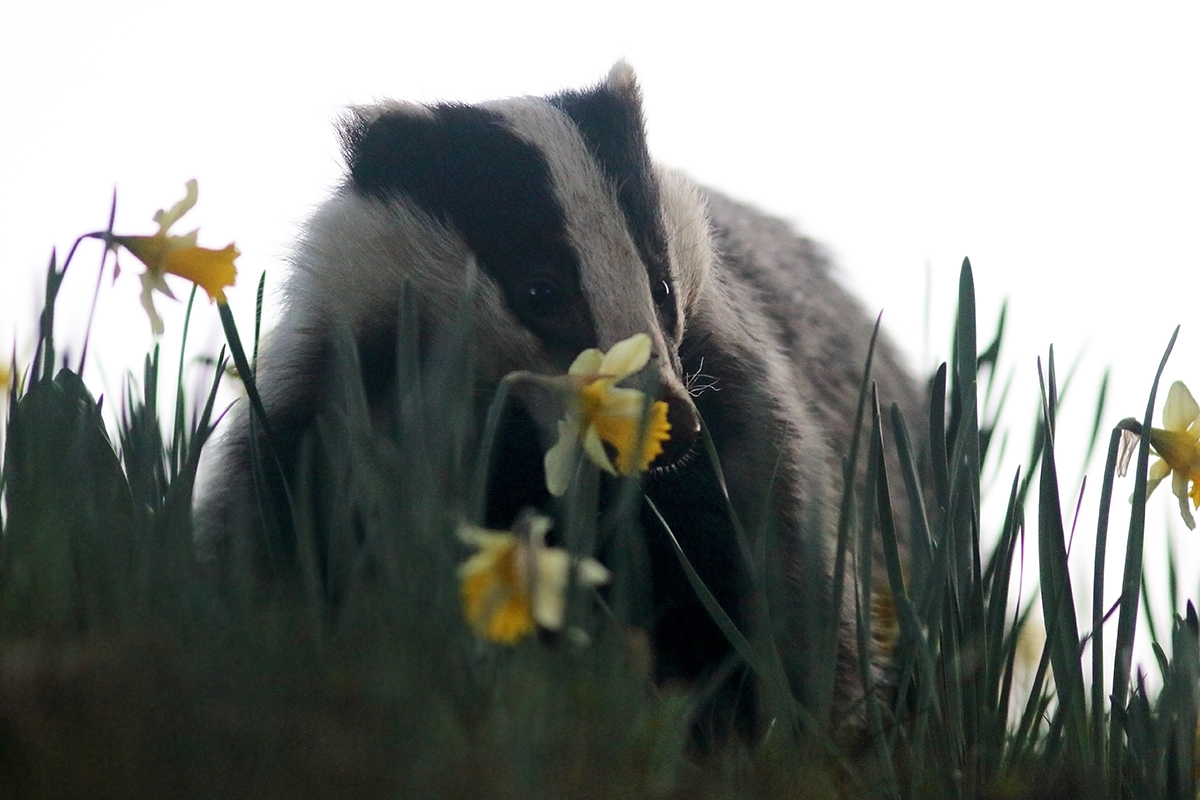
<box><xmin>285</xmin><ymin>62</ymin><xmax>707</xmax><ymax>476</ymax></box>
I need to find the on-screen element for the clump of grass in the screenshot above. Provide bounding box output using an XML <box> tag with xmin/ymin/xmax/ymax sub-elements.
<box><xmin>0</xmin><ymin>192</ymin><xmax>1196</xmax><ymax>799</ymax></box>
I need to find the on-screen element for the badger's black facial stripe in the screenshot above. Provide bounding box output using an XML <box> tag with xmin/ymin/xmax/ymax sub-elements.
<box><xmin>343</xmin><ymin>104</ymin><xmax>597</xmax><ymax>361</ymax></box>
<box><xmin>550</xmin><ymin>85</ymin><xmax>679</xmax><ymax>336</ymax></box>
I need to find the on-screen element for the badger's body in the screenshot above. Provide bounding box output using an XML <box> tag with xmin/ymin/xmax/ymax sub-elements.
<box><xmin>205</xmin><ymin>63</ymin><xmax>925</xmax><ymax>739</ymax></box>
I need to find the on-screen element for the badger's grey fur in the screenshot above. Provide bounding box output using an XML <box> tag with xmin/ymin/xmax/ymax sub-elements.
<box><xmin>204</xmin><ymin>62</ymin><xmax>925</xmax><ymax>741</ymax></box>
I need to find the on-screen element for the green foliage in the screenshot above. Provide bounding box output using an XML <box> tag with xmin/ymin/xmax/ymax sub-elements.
<box><xmin>1</xmin><ymin>222</ymin><xmax>1198</xmax><ymax>800</ymax></box>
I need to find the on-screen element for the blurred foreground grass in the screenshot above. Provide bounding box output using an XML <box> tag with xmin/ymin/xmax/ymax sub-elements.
<box><xmin>0</xmin><ymin>191</ymin><xmax>1196</xmax><ymax>799</ymax></box>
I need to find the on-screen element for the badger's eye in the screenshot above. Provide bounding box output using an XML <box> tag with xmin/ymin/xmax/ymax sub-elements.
<box><xmin>651</xmin><ymin>279</ymin><xmax>672</xmax><ymax>308</ymax></box>
<box><xmin>522</xmin><ymin>280</ymin><xmax>564</xmax><ymax>315</ymax></box>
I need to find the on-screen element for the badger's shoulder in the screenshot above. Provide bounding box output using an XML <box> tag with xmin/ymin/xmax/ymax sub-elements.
<box><xmin>695</xmin><ymin>187</ymin><xmax>924</xmax><ymax>460</ymax></box>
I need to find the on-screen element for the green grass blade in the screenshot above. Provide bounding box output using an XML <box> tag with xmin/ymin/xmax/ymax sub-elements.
<box><xmin>1109</xmin><ymin>324</ymin><xmax>1180</xmax><ymax>773</ymax></box>
<box><xmin>1140</xmin><ymin>564</ymin><xmax>1162</xmax><ymax>649</ymax></box>
<box><xmin>1035</xmin><ymin>353</ymin><xmax>1089</xmax><ymax>766</ymax></box>
<box><xmin>1090</xmin><ymin>426</ymin><xmax>1124</xmax><ymax>774</ymax></box>
<box><xmin>928</xmin><ymin>362</ymin><xmax>950</xmax><ymax>515</ymax></box>
<box><xmin>891</xmin><ymin>403</ymin><xmax>931</xmax><ymax>589</ymax></box>
<box><xmin>253</xmin><ymin>270</ymin><xmax>266</xmax><ymax>367</ymax></box>
<box><xmin>949</xmin><ymin>258</ymin><xmax>981</xmax><ymax>571</ymax></box>
<box><xmin>982</xmin><ymin>468</ymin><xmax>1022</xmax><ymax>765</ymax></box>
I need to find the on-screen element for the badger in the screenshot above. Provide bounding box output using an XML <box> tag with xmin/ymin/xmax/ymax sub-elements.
<box><xmin>203</xmin><ymin>62</ymin><xmax>926</xmax><ymax>742</ymax></box>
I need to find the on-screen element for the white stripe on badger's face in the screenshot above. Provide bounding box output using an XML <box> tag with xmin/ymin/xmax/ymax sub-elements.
<box><xmin>487</xmin><ymin>96</ymin><xmax>691</xmax><ymax>407</ymax></box>
<box><xmin>654</xmin><ymin>166</ymin><xmax>713</xmax><ymax>325</ymax></box>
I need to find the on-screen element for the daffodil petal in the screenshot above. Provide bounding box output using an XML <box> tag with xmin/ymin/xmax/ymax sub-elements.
<box><xmin>154</xmin><ymin>180</ymin><xmax>199</xmax><ymax>232</ymax></box>
<box><xmin>583</xmin><ymin>424</ymin><xmax>618</xmax><ymax>474</ymax></box>
<box><xmin>599</xmin><ymin>333</ymin><xmax>651</xmax><ymax>379</ymax></box>
<box><xmin>1146</xmin><ymin>457</ymin><xmax>1169</xmax><ymax>496</ymax></box>
<box><xmin>532</xmin><ymin>548</ymin><xmax>571</xmax><ymax>630</ymax></box>
<box><xmin>139</xmin><ymin>278</ymin><xmax>167</xmax><ymax>336</ymax></box>
<box><xmin>532</xmin><ymin>551</ymin><xmax>612</xmax><ymax>630</ymax></box>
<box><xmin>569</xmin><ymin>348</ymin><xmax>605</xmax><ymax>376</ymax></box>
<box><xmin>1172</xmin><ymin>469</ymin><xmax>1197</xmax><ymax>530</ymax></box>
<box><xmin>577</xmin><ymin>557</ymin><xmax>612</xmax><ymax>588</ymax></box>
<box><xmin>457</xmin><ymin>524</ymin><xmax>511</xmax><ymax>550</ymax></box>
<box><xmin>1164</xmin><ymin>381</ymin><xmax>1200</xmax><ymax>433</ymax></box>
<box><xmin>544</xmin><ymin>418</ymin><xmax>582</xmax><ymax>496</ymax></box>
<box><xmin>1149</xmin><ymin>458</ymin><xmax>1171</xmax><ymax>483</ymax></box>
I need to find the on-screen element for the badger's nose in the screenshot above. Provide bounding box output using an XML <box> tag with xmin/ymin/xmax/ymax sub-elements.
<box><xmin>655</xmin><ymin>392</ymin><xmax>700</xmax><ymax>467</ymax></box>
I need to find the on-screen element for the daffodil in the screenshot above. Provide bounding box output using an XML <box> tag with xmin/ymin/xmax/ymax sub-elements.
<box><xmin>542</xmin><ymin>333</ymin><xmax>671</xmax><ymax>497</ymax></box>
<box><xmin>458</xmin><ymin>512</ymin><xmax>610</xmax><ymax>643</ymax></box>
<box><xmin>870</xmin><ymin>586</ymin><xmax>901</xmax><ymax>662</ymax></box>
<box><xmin>1142</xmin><ymin>381</ymin><xmax>1200</xmax><ymax>530</ymax></box>
<box><xmin>1120</xmin><ymin>381</ymin><xmax>1200</xmax><ymax>529</ymax></box>
<box><xmin>106</xmin><ymin>180</ymin><xmax>238</xmax><ymax>335</ymax></box>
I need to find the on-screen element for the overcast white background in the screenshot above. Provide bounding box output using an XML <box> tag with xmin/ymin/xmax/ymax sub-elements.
<box><xmin>3</xmin><ymin>3</ymin><xmax>1199</xmax><ymax>686</ymax></box>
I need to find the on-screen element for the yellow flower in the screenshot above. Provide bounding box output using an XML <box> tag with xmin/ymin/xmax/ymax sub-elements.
<box><xmin>108</xmin><ymin>180</ymin><xmax>238</xmax><ymax>335</ymax></box>
<box><xmin>543</xmin><ymin>333</ymin><xmax>671</xmax><ymax>497</ymax></box>
<box><xmin>1145</xmin><ymin>381</ymin><xmax>1200</xmax><ymax>530</ymax></box>
<box><xmin>458</xmin><ymin>513</ymin><xmax>610</xmax><ymax>644</ymax></box>
<box><xmin>870</xmin><ymin>585</ymin><xmax>901</xmax><ymax>662</ymax></box>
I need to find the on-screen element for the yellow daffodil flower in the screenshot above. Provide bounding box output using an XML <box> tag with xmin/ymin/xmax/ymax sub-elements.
<box><xmin>458</xmin><ymin>513</ymin><xmax>610</xmax><ymax>644</ymax></box>
<box><xmin>543</xmin><ymin>333</ymin><xmax>671</xmax><ymax>497</ymax></box>
<box><xmin>1143</xmin><ymin>381</ymin><xmax>1200</xmax><ymax>530</ymax></box>
<box><xmin>870</xmin><ymin>586</ymin><xmax>901</xmax><ymax>662</ymax></box>
<box><xmin>107</xmin><ymin>180</ymin><xmax>238</xmax><ymax>335</ymax></box>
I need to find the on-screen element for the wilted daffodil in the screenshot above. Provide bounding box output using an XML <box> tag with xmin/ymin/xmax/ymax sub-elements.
<box><xmin>458</xmin><ymin>512</ymin><xmax>611</xmax><ymax>644</ymax></box>
<box><xmin>542</xmin><ymin>333</ymin><xmax>672</xmax><ymax>497</ymax></box>
<box><xmin>1120</xmin><ymin>380</ymin><xmax>1200</xmax><ymax>530</ymax></box>
<box><xmin>105</xmin><ymin>180</ymin><xmax>238</xmax><ymax>335</ymax></box>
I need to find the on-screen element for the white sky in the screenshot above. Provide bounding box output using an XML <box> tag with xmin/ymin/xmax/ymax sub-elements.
<box><xmin>3</xmin><ymin>2</ymin><xmax>1200</xmax><ymax>684</ymax></box>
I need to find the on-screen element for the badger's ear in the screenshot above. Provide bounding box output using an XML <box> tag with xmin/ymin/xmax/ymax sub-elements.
<box><xmin>337</xmin><ymin>105</ymin><xmax>374</xmax><ymax>169</ymax></box>
<box><xmin>337</xmin><ymin>101</ymin><xmax>439</xmax><ymax>193</ymax></box>
<box><xmin>549</xmin><ymin>62</ymin><xmax>650</xmax><ymax>172</ymax></box>
<box><xmin>604</xmin><ymin>60</ymin><xmax>641</xmax><ymax>100</ymax></box>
